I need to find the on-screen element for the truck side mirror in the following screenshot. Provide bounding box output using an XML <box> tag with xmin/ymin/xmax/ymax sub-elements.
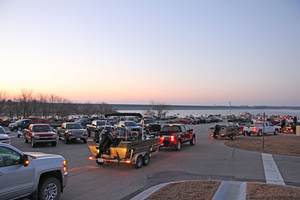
<box><xmin>21</xmin><ymin>154</ymin><xmax>30</xmax><ymax>167</ymax></box>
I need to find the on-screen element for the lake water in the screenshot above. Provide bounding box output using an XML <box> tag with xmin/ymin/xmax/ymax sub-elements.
<box><xmin>119</xmin><ymin>108</ymin><xmax>300</xmax><ymax>118</ymax></box>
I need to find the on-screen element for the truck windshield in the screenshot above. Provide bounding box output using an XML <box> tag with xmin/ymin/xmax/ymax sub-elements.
<box><xmin>66</xmin><ymin>124</ymin><xmax>83</xmax><ymax>129</ymax></box>
<box><xmin>32</xmin><ymin>126</ymin><xmax>51</xmax><ymax>132</ymax></box>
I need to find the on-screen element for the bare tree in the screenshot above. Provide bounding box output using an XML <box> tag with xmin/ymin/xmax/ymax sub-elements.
<box><xmin>16</xmin><ymin>89</ymin><xmax>40</xmax><ymax>117</ymax></box>
<box><xmin>151</xmin><ymin>101</ymin><xmax>171</xmax><ymax>118</ymax></box>
<box><xmin>37</xmin><ymin>93</ymin><xmax>50</xmax><ymax>118</ymax></box>
<box><xmin>0</xmin><ymin>90</ymin><xmax>9</xmax><ymax>116</ymax></box>
<box><xmin>97</xmin><ymin>102</ymin><xmax>116</xmax><ymax>117</ymax></box>
<box><xmin>81</xmin><ymin>102</ymin><xmax>97</xmax><ymax>118</ymax></box>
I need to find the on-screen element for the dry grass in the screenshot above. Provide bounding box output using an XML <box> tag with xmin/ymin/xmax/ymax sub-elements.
<box><xmin>224</xmin><ymin>134</ymin><xmax>300</xmax><ymax>157</ymax></box>
<box><xmin>146</xmin><ymin>135</ymin><xmax>300</xmax><ymax>199</ymax></box>
<box><xmin>146</xmin><ymin>181</ymin><xmax>221</xmax><ymax>200</ymax></box>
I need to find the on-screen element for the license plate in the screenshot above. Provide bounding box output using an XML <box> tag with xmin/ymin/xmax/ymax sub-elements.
<box><xmin>77</xmin><ymin>138</ymin><xmax>80</xmax><ymax>140</ymax></box>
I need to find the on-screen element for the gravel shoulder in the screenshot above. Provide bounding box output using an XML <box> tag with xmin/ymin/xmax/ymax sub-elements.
<box><xmin>146</xmin><ymin>134</ymin><xmax>300</xmax><ymax>200</ymax></box>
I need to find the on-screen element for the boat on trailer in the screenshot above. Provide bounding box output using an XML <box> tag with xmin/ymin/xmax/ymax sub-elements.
<box><xmin>88</xmin><ymin>113</ymin><xmax>164</xmax><ymax>169</ymax></box>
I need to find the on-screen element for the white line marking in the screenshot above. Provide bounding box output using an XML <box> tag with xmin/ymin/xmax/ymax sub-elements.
<box><xmin>262</xmin><ymin>153</ymin><xmax>285</xmax><ymax>185</ymax></box>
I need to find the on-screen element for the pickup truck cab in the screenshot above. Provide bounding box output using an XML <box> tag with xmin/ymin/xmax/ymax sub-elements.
<box><xmin>86</xmin><ymin>120</ymin><xmax>112</xmax><ymax>138</ymax></box>
<box><xmin>0</xmin><ymin>143</ymin><xmax>68</xmax><ymax>200</ymax></box>
<box><xmin>160</xmin><ymin>124</ymin><xmax>196</xmax><ymax>150</ymax></box>
<box><xmin>243</xmin><ymin>121</ymin><xmax>279</xmax><ymax>136</ymax></box>
<box><xmin>57</xmin><ymin>122</ymin><xmax>88</xmax><ymax>144</ymax></box>
<box><xmin>24</xmin><ymin>124</ymin><xmax>57</xmax><ymax>147</ymax></box>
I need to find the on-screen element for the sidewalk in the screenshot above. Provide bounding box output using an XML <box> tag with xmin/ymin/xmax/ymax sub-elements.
<box><xmin>131</xmin><ymin>180</ymin><xmax>247</xmax><ymax>200</ymax></box>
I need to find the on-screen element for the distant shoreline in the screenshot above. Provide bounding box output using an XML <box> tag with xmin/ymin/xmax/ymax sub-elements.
<box><xmin>109</xmin><ymin>104</ymin><xmax>300</xmax><ymax>110</ymax></box>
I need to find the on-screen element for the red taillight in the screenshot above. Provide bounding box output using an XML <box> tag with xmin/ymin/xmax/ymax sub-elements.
<box><xmin>169</xmin><ymin>124</ymin><xmax>173</xmax><ymax>127</ymax></box>
<box><xmin>125</xmin><ymin>160</ymin><xmax>131</xmax><ymax>164</ymax></box>
<box><xmin>253</xmin><ymin>127</ymin><xmax>257</xmax><ymax>133</ymax></box>
<box><xmin>170</xmin><ymin>135</ymin><xmax>175</xmax><ymax>142</ymax></box>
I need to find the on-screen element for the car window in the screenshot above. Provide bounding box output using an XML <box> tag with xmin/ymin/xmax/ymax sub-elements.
<box><xmin>161</xmin><ymin>126</ymin><xmax>181</xmax><ymax>132</ymax></box>
<box><xmin>0</xmin><ymin>147</ymin><xmax>22</xmax><ymax>167</ymax></box>
<box><xmin>0</xmin><ymin>128</ymin><xmax>5</xmax><ymax>134</ymax></box>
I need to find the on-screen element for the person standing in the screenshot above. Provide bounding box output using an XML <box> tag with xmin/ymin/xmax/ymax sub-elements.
<box><xmin>293</xmin><ymin>116</ymin><xmax>297</xmax><ymax>134</ymax></box>
<box><xmin>281</xmin><ymin>118</ymin><xmax>286</xmax><ymax>133</ymax></box>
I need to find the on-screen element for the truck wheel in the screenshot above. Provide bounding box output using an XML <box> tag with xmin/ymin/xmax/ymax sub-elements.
<box><xmin>257</xmin><ymin>130</ymin><xmax>262</xmax><ymax>137</ymax></box>
<box><xmin>31</xmin><ymin>139</ymin><xmax>36</xmax><ymax>148</ymax></box>
<box><xmin>135</xmin><ymin>155</ymin><xmax>143</xmax><ymax>169</ymax></box>
<box><xmin>51</xmin><ymin>142</ymin><xmax>57</xmax><ymax>147</ymax></box>
<box><xmin>274</xmin><ymin>129</ymin><xmax>278</xmax><ymax>135</ymax></box>
<box><xmin>175</xmin><ymin>140</ymin><xmax>181</xmax><ymax>151</ymax></box>
<box><xmin>38</xmin><ymin>177</ymin><xmax>61</xmax><ymax>200</ymax></box>
<box><xmin>231</xmin><ymin>135</ymin><xmax>236</xmax><ymax>140</ymax></box>
<box><xmin>190</xmin><ymin>136</ymin><xmax>196</xmax><ymax>145</ymax></box>
<box><xmin>143</xmin><ymin>153</ymin><xmax>150</xmax><ymax>166</ymax></box>
<box><xmin>64</xmin><ymin>136</ymin><xmax>69</xmax><ymax>144</ymax></box>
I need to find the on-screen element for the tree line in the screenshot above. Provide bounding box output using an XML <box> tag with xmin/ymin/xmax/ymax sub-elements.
<box><xmin>0</xmin><ymin>89</ymin><xmax>170</xmax><ymax>120</ymax></box>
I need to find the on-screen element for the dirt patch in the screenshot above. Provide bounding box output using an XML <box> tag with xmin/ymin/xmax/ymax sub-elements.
<box><xmin>224</xmin><ymin>134</ymin><xmax>300</xmax><ymax>157</ymax></box>
<box><xmin>146</xmin><ymin>181</ymin><xmax>221</xmax><ymax>200</ymax></box>
<box><xmin>247</xmin><ymin>182</ymin><xmax>300</xmax><ymax>199</ymax></box>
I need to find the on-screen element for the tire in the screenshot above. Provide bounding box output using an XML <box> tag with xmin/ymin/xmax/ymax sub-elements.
<box><xmin>64</xmin><ymin>136</ymin><xmax>69</xmax><ymax>144</ymax></box>
<box><xmin>143</xmin><ymin>153</ymin><xmax>150</xmax><ymax>166</ymax></box>
<box><xmin>274</xmin><ymin>129</ymin><xmax>278</xmax><ymax>135</ymax></box>
<box><xmin>31</xmin><ymin>138</ymin><xmax>36</xmax><ymax>148</ymax></box>
<box><xmin>231</xmin><ymin>134</ymin><xmax>236</xmax><ymax>140</ymax></box>
<box><xmin>51</xmin><ymin>142</ymin><xmax>57</xmax><ymax>147</ymax></box>
<box><xmin>257</xmin><ymin>130</ymin><xmax>262</xmax><ymax>137</ymax></box>
<box><xmin>38</xmin><ymin>177</ymin><xmax>61</xmax><ymax>200</ymax></box>
<box><xmin>190</xmin><ymin>136</ymin><xmax>196</xmax><ymax>145</ymax></box>
<box><xmin>134</xmin><ymin>155</ymin><xmax>143</xmax><ymax>169</ymax></box>
<box><xmin>175</xmin><ymin>140</ymin><xmax>181</xmax><ymax>151</ymax></box>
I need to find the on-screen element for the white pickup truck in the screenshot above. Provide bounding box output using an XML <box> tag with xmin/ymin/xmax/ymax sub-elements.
<box><xmin>0</xmin><ymin>143</ymin><xmax>68</xmax><ymax>200</ymax></box>
<box><xmin>243</xmin><ymin>121</ymin><xmax>279</xmax><ymax>136</ymax></box>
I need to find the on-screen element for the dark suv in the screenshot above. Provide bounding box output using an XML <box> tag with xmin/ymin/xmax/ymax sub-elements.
<box><xmin>8</xmin><ymin>119</ymin><xmax>33</xmax><ymax>132</ymax></box>
<box><xmin>160</xmin><ymin>124</ymin><xmax>196</xmax><ymax>150</ymax></box>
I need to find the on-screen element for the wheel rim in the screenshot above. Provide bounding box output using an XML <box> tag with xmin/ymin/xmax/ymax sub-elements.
<box><xmin>143</xmin><ymin>154</ymin><xmax>149</xmax><ymax>165</ymax></box>
<box><xmin>177</xmin><ymin>141</ymin><xmax>181</xmax><ymax>149</ymax></box>
<box><xmin>43</xmin><ymin>182</ymin><xmax>58</xmax><ymax>200</ymax></box>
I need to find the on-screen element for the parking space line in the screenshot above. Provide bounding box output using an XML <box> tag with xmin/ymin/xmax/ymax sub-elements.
<box><xmin>262</xmin><ymin>153</ymin><xmax>285</xmax><ymax>185</ymax></box>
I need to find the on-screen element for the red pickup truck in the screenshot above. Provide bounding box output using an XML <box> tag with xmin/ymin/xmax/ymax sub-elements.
<box><xmin>178</xmin><ymin>118</ymin><xmax>197</xmax><ymax>124</ymax></box>
<box><xmin>24</xmin><ymin>124</ymin><xmax>57</xmax><ymax>147</ymax></box>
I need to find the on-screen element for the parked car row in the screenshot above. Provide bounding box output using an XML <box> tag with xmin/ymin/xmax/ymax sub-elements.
<box><xmin>177</xmin><ymin>116</ymin><xmax>223</xmax><ymax>124</ymax></box>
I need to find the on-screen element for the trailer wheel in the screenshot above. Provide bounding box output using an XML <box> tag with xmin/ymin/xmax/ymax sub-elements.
<box><xmin>134</xmin><ymin>155</ymin><xmax>143</xmax><ymax>169</ymax></box>
<box><xmin>143</xmin><ymin>153</ymin><xmax>150</xmax><ymax>166</ymax></box>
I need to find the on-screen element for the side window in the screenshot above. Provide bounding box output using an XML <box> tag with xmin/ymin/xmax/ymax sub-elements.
<box><xmin>0</xmin><ymin>147</ymin><xmax>22</xmax><ymax>168</ymax></box>
<box><xmin>181</xmin><ymin>126</ymin><xmax>186</xmax><ymax>132</ymax></box>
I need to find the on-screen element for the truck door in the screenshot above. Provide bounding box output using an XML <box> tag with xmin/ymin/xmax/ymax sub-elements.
<box><xmin>0</xmin><ymin>146</ymin><xmax>34</xmax><ymax>200</ymax></box>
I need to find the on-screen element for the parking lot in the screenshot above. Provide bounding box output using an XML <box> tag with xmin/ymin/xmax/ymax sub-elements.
<box><xmin>4</xmin><ymin>122</ymin><xmax>300</xmax><ymax>200</ymax></box>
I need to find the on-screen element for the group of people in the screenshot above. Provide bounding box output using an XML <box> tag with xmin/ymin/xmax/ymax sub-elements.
<box><xmin>280</xmin><ymin>116</ymin><xmax>298</xmax><ymax>133</ymax></box>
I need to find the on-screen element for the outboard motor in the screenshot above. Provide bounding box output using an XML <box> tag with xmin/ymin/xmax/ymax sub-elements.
<box><xmin>98</xmin><ymin>129</ymin><xmax>114</xmax><ymax>155</ymax></box>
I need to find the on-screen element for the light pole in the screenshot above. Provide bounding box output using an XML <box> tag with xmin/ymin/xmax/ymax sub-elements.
<box><xmin>229</xmin><ymin>102</ymin><xmax>231</xmax><ymax>115</ymax></box>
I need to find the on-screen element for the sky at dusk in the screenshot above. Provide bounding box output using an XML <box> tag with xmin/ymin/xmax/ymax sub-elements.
<box><xmin>1</xmin><ymin>0</ymin><xmax>300</xmax><ymax>106</ymax></box>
